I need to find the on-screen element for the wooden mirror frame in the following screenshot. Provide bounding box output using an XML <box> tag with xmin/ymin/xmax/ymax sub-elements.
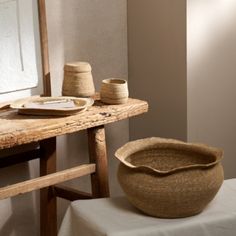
<box><xmin>38</xmin><ymin>0</ymin><xmax>51</xmax><ymax>96</ymax></box>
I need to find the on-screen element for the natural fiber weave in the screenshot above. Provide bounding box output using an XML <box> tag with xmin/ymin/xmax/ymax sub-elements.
<box><xmin>64</xmin><ymin>61</ymin><xmax>92</xmax><ymax>73</ymax></box>
<box><xmin>100</xmin><ymin>78</ymin><xmax>129</xmax><ymax>104</ymax></box>
<box><xmin>115</xmin><ymin>137</ymin><xmax>224</xmax><ymax>218</ymax></box>
<box><xmin>62</xmin><ymin>62</ymin><xmax>95</xmax><ymax>97</ymax></box>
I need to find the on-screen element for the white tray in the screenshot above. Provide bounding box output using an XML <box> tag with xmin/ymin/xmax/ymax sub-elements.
<box><xmin>10</xmin><ymin>96</ymin><xmax>94</xmax><ymax>116</ymax></box>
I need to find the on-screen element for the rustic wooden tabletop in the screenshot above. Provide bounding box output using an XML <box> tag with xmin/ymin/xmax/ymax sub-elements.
<box><xmin>0</xmin><ymin>98</ymin><xmax>148</xmax><ymax>149</ymax></box>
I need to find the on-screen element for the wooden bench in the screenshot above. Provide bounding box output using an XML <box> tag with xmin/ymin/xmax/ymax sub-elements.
<box><xmin>0</xmin><ymin>97</ymin><xmax>148</xmax><ymax>236</ymax></box>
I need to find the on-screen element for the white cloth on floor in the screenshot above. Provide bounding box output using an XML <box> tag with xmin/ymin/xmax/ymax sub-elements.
<box><xmin>58</xmin><ymin>179</ymin><xmax>236</xmax><ymax>236</ymax></box>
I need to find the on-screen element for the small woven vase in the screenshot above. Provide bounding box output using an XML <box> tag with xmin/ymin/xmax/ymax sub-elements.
<box><xmin>62</xmin><ymin>62</ymin><xmax>95</xmax><ymax>97</ymax></box>
<box><xmin>100</xmin><ymin>78</ymin><xmax>129</xmax><ymax>104</ymax></box>
<box><xmin>115</xmin><ymin>137</ymin><xmax>224</xmax><ymax>218</ymax></box>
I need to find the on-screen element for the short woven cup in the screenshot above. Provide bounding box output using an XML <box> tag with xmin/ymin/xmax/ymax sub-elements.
<box><xmin>115</xmin><ymin>137</ymin><xmax>224</xmax><ymax>218</ymax></box>
<box><xmin>100</xmin><ymin>78</ymin><xmax>129</xmax><ymax>104</ymax></box>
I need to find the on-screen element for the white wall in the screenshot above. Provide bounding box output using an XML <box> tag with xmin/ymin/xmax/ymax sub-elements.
<box><xmin>187</xmin><ymin>0</ymin><xmax>236</xmax><ymax>179</ymax></box>
<box><xmin>0</xmin><ymin>0</ymin><xmax>128</xmax><ymax>235</ymax></box>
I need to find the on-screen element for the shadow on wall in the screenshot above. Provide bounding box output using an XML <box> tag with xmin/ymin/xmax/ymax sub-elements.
<box><xmin>0</xmin><ymin>163</ymin><xmax>39</xmax><ymax>236</ymax></box>
<box><xmin>128</xmin><ymin>0</ymin><xmax>187</xmax><ymax>141</ymax></box>
<box><xmin>187</xmin><ymin>0</ymin><xmax>236</xmax><ymax>179</ymax></box>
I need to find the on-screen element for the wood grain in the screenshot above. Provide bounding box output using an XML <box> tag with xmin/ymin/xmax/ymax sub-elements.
<box><xmin>88</xmin><ymin>126</ymin><xmax>109</xmax><ymax>198</ymax></box>
<box><xmin>0</xmin><ymin>163</ymin><xmax>96</xmax><ymax>200</ymax></box>
<box><xmin>0</xmin><ymin>98</ymin><xmax>148</xmax><ymax>150</ymax></box>
<box><xmin>40</xmin><ymin>137</ymin><xmax>57</xmax><ymax>236</ymax></box>
<box><xmin>54</xmin><ymin>185</ymin><xmax>93</xmax><ymax>201</ymax></box>
<box><xmin>38</xmin><ymin>0</ymin><xmax>51</xmax><ymax>96</ymax></box>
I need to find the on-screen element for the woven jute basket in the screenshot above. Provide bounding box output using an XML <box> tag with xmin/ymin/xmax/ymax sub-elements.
<box><xmin>62</xmin><ymin>62</ymin><xmax>95</xmax><ymax>97</ymax></box>
<box><xmin>115</xmin><ymin>137</ymin><xmax>224</xmax><ymax>218</ymax></box>
<box><xmin>100</xmin><ymin>78</ymin><xmax>129</xmax><ymax>104</ymax></box>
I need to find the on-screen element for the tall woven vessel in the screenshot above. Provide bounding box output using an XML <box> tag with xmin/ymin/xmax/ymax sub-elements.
<box><xmin>115</xmin><ymin>137</ymin><xmax>224</xmax><ymax>218</ymax></box>
<box><xmin>62</xmin><ymin>62</ymin><xmax>95</xmax><ymax>97</ymax></box>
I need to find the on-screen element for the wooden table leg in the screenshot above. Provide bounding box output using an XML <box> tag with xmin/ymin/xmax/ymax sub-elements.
<box><xmin>40</xmin><ymin>137</ymin><xmax>57</xmax><ymax>236</ymax></box>
<box><xmin>87</xmin><ymin>126</ymin><xmax>110</xmax><ymax>198</ymax></box>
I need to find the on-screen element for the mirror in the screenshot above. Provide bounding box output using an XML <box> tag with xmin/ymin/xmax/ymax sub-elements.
<box><xmin>0</xmin><ymin>0</ymin><xmax>50</xmax><ymax>99</ymax></box>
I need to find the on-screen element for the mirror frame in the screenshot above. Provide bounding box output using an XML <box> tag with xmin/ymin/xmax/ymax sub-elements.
<box><xmin>38</xmin><ymin>0</ymin><xmax>51</xmax><ymax>96</ymax></box>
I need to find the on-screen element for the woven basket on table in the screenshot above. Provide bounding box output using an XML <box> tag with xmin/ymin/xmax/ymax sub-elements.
<box><xmin>100</xmin><ymin>78</ymin><xmax>129</xmax><ymax>104</ymax></box>
<box><xmin>115</xmin><ymin>137</ymin><xmax>224</xmax><ymax>218</ymax></box>
<box><xmin>62</xmin><ymin>62</ymin><xmax>95</xmax><ymax>97</ymax></box>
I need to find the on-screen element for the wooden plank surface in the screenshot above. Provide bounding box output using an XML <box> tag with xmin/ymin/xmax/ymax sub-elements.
<box><xmin>0</xmin><ymin>98</ymin><xmax>148</xmax><ymax>149</ymax></box>
<box><xmin>0</xmin><ymin>164</ymin><xmax>96</xmax><ymax>200</ymax></box>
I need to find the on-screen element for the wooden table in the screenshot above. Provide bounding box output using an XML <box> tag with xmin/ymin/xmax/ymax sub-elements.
<box><xmin>0</xmin><ymin>97</ymin><xmax>148</xmax><ymax>236</ymax></box>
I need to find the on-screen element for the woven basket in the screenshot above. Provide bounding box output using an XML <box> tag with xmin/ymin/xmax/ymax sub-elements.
<box><xmin>115</xmin><ymin>137</ymin><xmax>224</xmax><ymax>218</ymax></box>
<box><xmin>100</xmin><ymin>78</ymin><xmax>129</xmax><ymax>104</ymax></box>
<box><xmin>62</xmin><ymin>62</ymin><xmax>95</xmax><ymax>97</ymax></box>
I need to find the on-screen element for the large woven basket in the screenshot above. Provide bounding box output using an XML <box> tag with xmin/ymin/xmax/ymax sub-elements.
<box><xmin>115</xmin><ymin>137</ymin><xmax>224</xmax><ymax>218</ymax></box>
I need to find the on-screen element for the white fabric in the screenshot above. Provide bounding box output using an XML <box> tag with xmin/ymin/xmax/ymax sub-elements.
<box><xmin>58</xmin><ymin>179</ymin><xmax>236</xmax><ymax>236</ymax></box>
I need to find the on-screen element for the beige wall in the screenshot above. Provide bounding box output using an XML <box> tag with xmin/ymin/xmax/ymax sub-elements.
<box><xmin>0</xmin><ymin>0</ymin><xmax>128</xmax><ymax>235</ymax></box>
<box><xmin>128</xmin><ymin>0</ymin><xmax>187</xmax><ymax>141</ymax></box>
<box><xmin>2</xmin><ymin>0</ymin><xmax>236</xmax><ymax>234</ymax></box>
<box><xmin>187</xmin><ymin>0</ymin><xmax>236</xmax><ymax>179</ymax></box>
